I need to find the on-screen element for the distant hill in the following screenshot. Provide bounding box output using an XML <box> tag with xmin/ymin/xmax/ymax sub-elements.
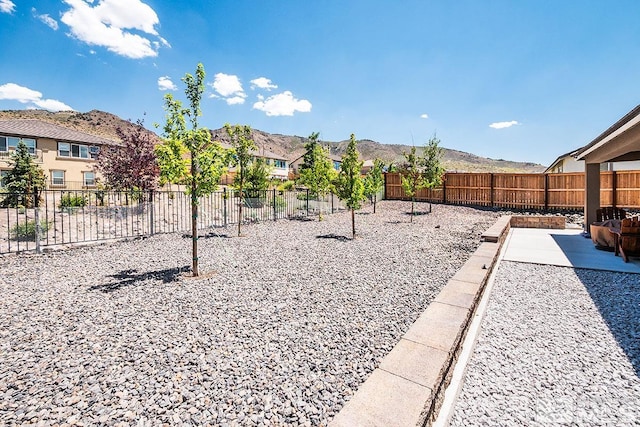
<box><xmin>0</xmin><ymin>109</ymin><xmax>545</xmax><ymax>173</ymax></box>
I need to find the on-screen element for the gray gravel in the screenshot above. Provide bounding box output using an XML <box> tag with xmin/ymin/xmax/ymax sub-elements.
<box><xmin>450</xmin><ymin>261</ymin><xmax>640</xmax><ymax>426</ymax></box>
<box><xmin>0</xmin><ymin>201</ymin><xmax>497</xmax><ymax>426</ymax></box>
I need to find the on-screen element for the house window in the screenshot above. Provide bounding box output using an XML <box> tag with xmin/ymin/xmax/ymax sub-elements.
<box><xmin>83</xmin><ymin>172</ymin><xmax>96</xmax><ymax>187</ymax></box>
<box><xmin>274</xmin><ymin>159</ymin><xmax>286</xmax><ymax>168</ymax></box>
<box><xmin>1</xmin><ymin>136</ymin><xmax>36</xmax><ymax>155</ymax></box>
<box><xmin>58</xmin><ymin>142</ymin><xmax>97</xmax><ymax>159</ymax></box>
<box><xmin>51</xmin><ymin>170</ymin><xmax>65</xmax><ymax>186</ymax></box>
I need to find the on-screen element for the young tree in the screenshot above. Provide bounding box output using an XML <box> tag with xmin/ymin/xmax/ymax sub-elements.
<box><xmin>155</xmin><ymin>63</ymin><xmax>228</xmax><ymax>277</ymax></box>
<box><xmin>363</xmin><ymin>158</ymin><xmax>385</xmax><ymax>213</ymax></box>
<box><xmin>298</xmin><ymin>132</ymin><xmax>336</xmax><ymax>220</ymax></box>
<box><xmin>1</xmin><ymin>140</ymin><xmax>46</xmax><ymax>208</ymax></box>
<box><xmin>421</xmin><ymin>134</ymin><xmax>445</xmax><ymax>213</ymax></box>
<box><xmin>244</xmin><ymin>157</ymin><xmax>272</xmax><ymax>198</ymax></box>
<box><xmin>335</xmin><ymin>134</ymin><xmax>366</xmax><ymax>238</ymax></box>
<box><xmin>400</xmin><ymin>135</ymin><xmax>445</xmax><ymax>222</ymax></box>
<box><xmin>95</xmin><ymin>119</ymin><xmax>159</xmax><ymax>192</ymax></box>
<box><xmin>400</xmin><ymin>146</ymin><xmax>425</xmax><ymax>222</ymax></box>
<box><xmin>225</xmin><ymin>124</ymin><xmax>257</xmax><ymax>236</ymax></box>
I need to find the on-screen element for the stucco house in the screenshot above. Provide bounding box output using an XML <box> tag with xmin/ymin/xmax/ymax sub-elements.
<box><xmin>288</xmin><ymin>152</ymin><xmax>343</xmax><ymax>179</ymax></box>
<box><xmin>218</xmin><ymin>142</ymin><xmax>289</xmax><ymax>182</ymax></box>
<box><xmin>545</xmin><ymin>147</ymin><xmax>640</xmax><ymax>173</ymax></box>
<box><xmin>0</xmin><ymin>119</ymin><xmax>115</xmax><ymax>190</ymax></box>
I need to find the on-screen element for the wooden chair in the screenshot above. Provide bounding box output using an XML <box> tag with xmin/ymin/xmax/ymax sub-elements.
<box><xmin>596</xmin><ymin>207</ymin><xmax>627</xmax><ymax>222</ymax></box>
<box><xmin>614</xmin><ymin>217</ymin><xmax>640</xmax><ymax>262</ymax></box>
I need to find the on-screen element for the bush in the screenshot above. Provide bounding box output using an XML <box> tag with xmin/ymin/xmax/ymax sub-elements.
<box><xmin>11</xmin><ymin>219</ymin><xmax>50</xmax><ymax>241</ymax></box>
<box><xmin>59</xmin><ymin>193</ymin><xmax>87</xmax><ymax>209</ymax></box>
<box><xmin>277</xmin><ymin>180</ymin><xmax>296</xmax><ymax>192</ymax></box>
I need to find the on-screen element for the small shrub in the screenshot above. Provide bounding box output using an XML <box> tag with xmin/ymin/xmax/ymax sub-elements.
<box><xmin>11</xmin><ymin>220</ymin><xmax>50</xmax><ymax>241</ymax></box>
<box><xmin>277</xmin><ymin>180</ymin><xmax>296</xmax><ymax>192</ymax></box>
<box><xmin>59</xmin><ymin>193</ymin><xmax>87</xmax><ymax>209</ymax></box>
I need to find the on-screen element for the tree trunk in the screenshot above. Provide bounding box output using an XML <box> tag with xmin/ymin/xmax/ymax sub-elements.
<box><xmin>238</xmin><ymin>187</ymin><xmax>243</xmax><ymax>237</ymax></box>
<box><xmin>191</xmin><ymin>156</ymin><xmax>199</xmax><ymax>277</ymax></box>
<box><xmin>410</xmin><ymin>197</ymin><xmax>415</xmax><ymax>223</ymax></box>
<box><xmin>351</xmin><ymin>208</ymin><xmax>356</xmax><ymax>239</ymax></box>
<box><xmin>191</xmin><ymin>182</ymin><xmax>199</xmax><ymax>277</ymax></box>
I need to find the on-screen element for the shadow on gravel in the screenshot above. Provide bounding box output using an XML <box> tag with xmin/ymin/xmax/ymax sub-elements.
<box><xmin>90</xmin><ymin>266</ymin><xmax>190</xmax><ymax>293</ymax></box>
<box><xmin>576</xmin><ymin>270</ymin><xmax>640</xmax><ymax>377</ymax></box>
<box><xmin>316</xmin><ymin>233</ymin><xmax>350</xmax><ymax>242</ymax></box>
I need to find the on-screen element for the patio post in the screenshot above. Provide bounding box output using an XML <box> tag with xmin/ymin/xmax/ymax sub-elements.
<box><xmin>584</xmin><ymin>162</ymin><xmax>600</xmax><ymax>233</ymax></box>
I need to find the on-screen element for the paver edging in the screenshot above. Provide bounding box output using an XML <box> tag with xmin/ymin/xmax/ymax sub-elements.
<box><xmin>330</xmin><ymin>217</ymin><xmax>510</xmax><ymax>427</ymax></box>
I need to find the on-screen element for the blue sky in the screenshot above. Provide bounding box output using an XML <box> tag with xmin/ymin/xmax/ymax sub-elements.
<box><xmin>1</xmin><ymin>0</ymin><xmax>639</xmax><ymax>166</ymax></box>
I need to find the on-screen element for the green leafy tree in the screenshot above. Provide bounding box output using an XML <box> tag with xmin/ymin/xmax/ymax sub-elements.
<box><xmin>363</xmin><ymin>158</ymin><xmax>385</xmax><ymax>213</ymax></box>
<box><xmin>298</xmin><ymin>132</ymin><xmax>336</xmax><ymax>220</ymax></box>
<box><xmin>421</xmin><ymin>134</ymin><xmax>445</xmax><ymax>213</ymax></box>
<box><xmin>400</xmin><ymin>146</ymin><xmax>424</xmax><ymax>222</ymax></box>
<box><xmin>155</xmin><ymin>63</ymin><xmax>228</xmax><ymax>277</ymax></box>
<box><xmin>335</xmin><ymin>134</ymin><xmax>366</xmax><ymax>238</ymax></box>
<box><xmin>400</xmin><ymin>135</ymin><xmax>444</xmax><ymax>222</ymax></box>
<box><xmin>226</xmin><ymin>124</ymin><xmax>257</xmax><ymax>236</ymax></box>
<box><xmin>244</xmin><ymin>157</ymin><xmax>272</xmax><ymax>197</ymax></box>
<box><xmin>1</xmin><ymin>140</ymin><xmax>46</xmax><ymax>208</ymax></box>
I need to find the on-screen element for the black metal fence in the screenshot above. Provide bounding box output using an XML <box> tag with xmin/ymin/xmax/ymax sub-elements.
<box><xmin>0</xmin><ymin>188</ymin><xmax>347</xmax><ymax>254</ymax></box>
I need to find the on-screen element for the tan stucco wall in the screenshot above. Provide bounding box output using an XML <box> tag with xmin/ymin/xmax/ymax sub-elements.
<box><xmin>1</xmin><ymin>137</ymin><xmax>102</xmax><ymax>189</ymax></box>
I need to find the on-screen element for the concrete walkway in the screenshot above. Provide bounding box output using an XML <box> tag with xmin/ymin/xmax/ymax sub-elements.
<box><xmin>502</xmin><ymin>227</ymin><xmax>640</xmax><ymax>273</ymax></box>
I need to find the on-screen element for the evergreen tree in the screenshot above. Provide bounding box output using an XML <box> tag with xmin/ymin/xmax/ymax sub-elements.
<box><xmin>155</xmin><ymin>63</ymin><xmax>229</xmax><ymax>277</ymax></box>
<box><xmin>1</xmin><ymin>140</ymin><xmax>45</xmax><ymax>208</ymax></box>
<box><xmin>335</xmin><ymin>134</ymin><xmax>365</xmax><ymax>238</ymax></box>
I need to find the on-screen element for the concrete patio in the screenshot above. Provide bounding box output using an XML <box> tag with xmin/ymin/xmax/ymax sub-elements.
<box><xmin>503</xmin><ymin>227</ymin><xmax>640</xmax><ymax>274</ymax></box>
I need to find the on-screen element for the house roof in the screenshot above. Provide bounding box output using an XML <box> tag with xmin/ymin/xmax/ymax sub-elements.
<box><xmin>218</xmin><ymin>142</ymin><xmax>287</xmax><ymax>161</ymax></box>
<box><xmin>543</xmin><ymin>148</ymin><xmax>581</xmax><ymax>173</ymax></box>
<box><xmin>0</xmin><ymin>119</ymin><xmax>116</xmax><ymax>146</ymax></box>
<box><xmin>575</xmin><ymin>104</ymin><xmax>640</xmax><ymax>162</ymax></box>
<box><xmin>289</xmin><ymin>152</ymin><xmax>343</xmax><ymax>164</ymax></box>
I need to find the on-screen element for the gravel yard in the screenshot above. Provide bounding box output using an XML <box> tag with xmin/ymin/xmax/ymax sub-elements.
<box><xmin>0</xmin><ymin>201</ymin><xmax>497</xmax><ymax>426</ymax></box>
<box><xmin>450</xmin><ymin>261</ymin><xmax>640</xmax><ymax>426</ymax></box>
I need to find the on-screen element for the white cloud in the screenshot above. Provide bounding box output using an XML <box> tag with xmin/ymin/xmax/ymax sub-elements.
<box><xmin>250</xmin><ymin>77</ymin><xmax>278</xmax><ymax>91</ymax></box>
<box><xmin>253</xmin><ymin>91</ymin><xmax>312</xmax><ymax>116</ymax></box>
<box><xmin>32</xmin><ymin>8</ymin><xmax>59</xmax><ymax>30</ymax></box>
<box><xmin>211</xmin><ymin>73</ymin><xmax>245</xmax><ymax>97</ymax></box>
<box><xmin>60</xmin><ymin>0</ymin><xmax>167</xmax><ymax>59</ymax></box>
<box><xmin>157</xmin><ymin>76</ymin><xmax>177</xmax><ymax>91</ymax></box>
<box><xmin>420</xmin><ymin>113</ymin><xmax>429</xmax><ymax>119</ymax></box>
<box><xmin>0</xmin><ymin>0</ymin><xmax>15</xmax><ymax>14</ymax></box>
<box><xmin>226</xmin><ymin>96</ymin><xmax>246</xmax><ymax>105</ymax></box>
<box><xmin>489</xmin><ymin>120</ymin><xmax>519</xmax><ymax>129</ymax></box>
<box><xmin>0</xmin><ymin>83</ymin><xmax>73</xmax><ymax>111</ymax></box>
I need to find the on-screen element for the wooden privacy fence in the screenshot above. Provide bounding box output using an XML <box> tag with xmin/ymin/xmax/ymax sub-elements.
<box><xmin>384</xmin><ymin>171</ymin><xmax>640</xmax><ymax>210</ymax></box>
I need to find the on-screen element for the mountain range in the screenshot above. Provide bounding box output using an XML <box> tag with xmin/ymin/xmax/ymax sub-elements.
<box><xmin>0</xmin><ymin>109</ymin><xmax>546</xmax><ymax>173</ymax></box>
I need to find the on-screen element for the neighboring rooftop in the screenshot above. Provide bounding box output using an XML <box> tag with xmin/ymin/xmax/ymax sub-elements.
<box><xmin>0</xmin><ymin>119</ymin><xmax>116</xmax><ymax>146</ymax></box>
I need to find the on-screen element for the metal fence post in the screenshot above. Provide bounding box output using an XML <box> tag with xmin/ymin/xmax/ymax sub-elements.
<box><xmin>273</xmin><ymin>188</ymin><xmax>277</xmax><ymax>221</ymax></box>
<box><xmin>223</xmin><ymin>187</ymin><xmax>228</xmax><ymax>227</ymax></box>
<box><xmin>149</xmin><ymin>190</ymin><xmax>155</xmax><ymax>235</ymax></box>
<box><xmin>34</xmin><ymin>190</ymin><xmax>42</xmax><ymax>254</ymax></box>
<box><xmin>306</xmin><ymin>188</ymin><xmax>309</xmax><ymax>216</ymax></box>
<box><xmin>331</xmin><ymin>192</ymin><xmax>334</xmax><ymax>214</ymax></box>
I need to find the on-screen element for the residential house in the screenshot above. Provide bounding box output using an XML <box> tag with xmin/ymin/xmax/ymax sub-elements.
<box><xmin>546</xmin><ymin>147</ymin><xmax>640</xmax><ymax>173</ymax></box>
<box><xmin>219</xmin><ymin>142</ymin><xmax>289</xmax><ymax>184</ymax></box>
<box><xmin>574</xmin><ymin>104</ymin><xmax>640</xmax><ymax>228</ymax></box>
<box><xmin>0</xmin><ymin>119</ymin><xmax>116</xmax><ymax>189</ymax></box>
<box><xmin>288</xmin><ymin>153</ymin><xmax>343</xmax><ymax>179</ymax></box>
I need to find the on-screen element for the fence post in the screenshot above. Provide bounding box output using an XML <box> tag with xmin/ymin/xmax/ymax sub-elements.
<box><xmin>544</xmin><ymin>174</ymin><xmax>549</xmax><ymax>212</ymax></box>
<box><xmin>306</xmin><ymin>188</ymin><xmax>309</xmax><ymax>216</ymax></box>
<box><xmin>612</xmin><ymin>171</ymin><xmax>617</xmax><ymax>208</ymax></box>
<box><xmin>273</xmin><ymin>188</ymin><xmax>277</xmax><ymax>221</ymax></box>
<box><xmin>442</xmin><ymin>173</ymin><xmax>447</xmax><ymax>204</ymax></box>
<box><xmin>34</xmin><ymin>190</ymin><xmax>42</xmax><ymax>254</ymax></box>
<box><xmin>490</xmin><ymin>173</ymin><xmax>495</xmax><ymax>208</ymax></box>
<box><xmin>223</xmin><ymin>187</ymin><xmax>228</xmax><ymax>227</ymax></box>
<box><xmin>384</xmin><ymin>172</ymin><xmax>388</xmax><ymax>200</ymax></box>
<box><xmin>149</xmin><ymin>190</ymin><xmax>155</xmax><ymax>235</ymax></box>
<box><xmin>331</xmin><ymin>192</ymin><xmax>334</xmax><ymax>213</ymax></box>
